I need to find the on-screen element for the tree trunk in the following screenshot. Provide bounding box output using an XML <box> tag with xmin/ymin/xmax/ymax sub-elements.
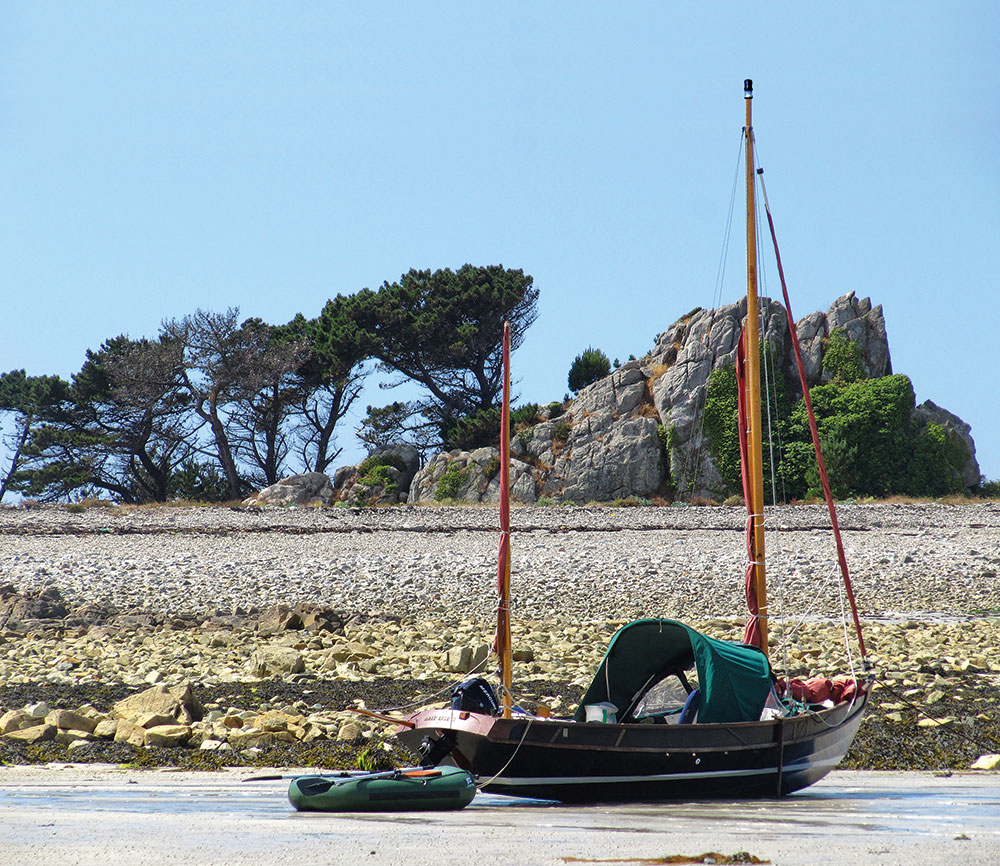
<box><xmin>204</xmin><ymin>389</ymin><xmax>242</xmax><ymax>500</ymax></box>
<box><xmin>0</xmin><ymin>415</ymin><xmax>31</xmax><ymax>502</ymax></box>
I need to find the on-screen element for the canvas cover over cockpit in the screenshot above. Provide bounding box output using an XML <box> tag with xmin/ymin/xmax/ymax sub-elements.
<box><xmin>573</xmin><ymin>618</ymin><xmax>774</xmax><ymax>724</ymax></box>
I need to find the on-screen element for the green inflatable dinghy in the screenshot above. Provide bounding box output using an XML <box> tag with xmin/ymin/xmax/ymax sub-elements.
<box><xmin>288</xmin><ymin>766</ymin><xmax>476</xmax><ymax>812</ymax></box>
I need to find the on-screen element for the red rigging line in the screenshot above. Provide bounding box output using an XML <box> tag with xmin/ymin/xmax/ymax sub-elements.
<box><xmin>756</xmin><ymin>172</ymin><xmax>869</xmax><ymax>662</ymax></box>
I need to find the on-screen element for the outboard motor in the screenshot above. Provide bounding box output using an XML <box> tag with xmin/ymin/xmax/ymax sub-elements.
<box><xmin>450</xmin><ymin>677</ymin><xmax>500</xmax><ymax>716</ymax></box>
<box><xmin>417</xmin><ymin>678</ymin><xmax>500</xmax><ymax>768</ymax></box>
<box><xmin>417</xmin><ymin>730</ymin><xmax>457</xmax><ymax>768</ymax></box>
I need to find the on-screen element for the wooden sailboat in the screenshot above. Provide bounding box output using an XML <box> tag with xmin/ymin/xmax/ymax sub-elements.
<box><xmin>396</xmin><ymin>81</ymin><xmax>873</xmax><ymax>802</ymax></box>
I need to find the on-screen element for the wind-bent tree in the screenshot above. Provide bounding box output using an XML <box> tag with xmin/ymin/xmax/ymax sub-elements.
<box><xmin>281</xmin><ymin>297</ymin><xmax>370</xmax><ymax>474</ymax></box>
<box><xmin>2</xmin><ymin>337</ymin><xmax>198</xmax><ymax>503</ymax></box>
<box><xmin>0</xmin><ymin>370</ymin><xmax>72</xmax><ymax>501</ymax></box>
<box><xmin>223</xmin><ymin>317</ymin><xmax>309</xmax><ymax>486</ymax></box>
<box><xmin>161</xmin><ymin>309</ymin><xmax>304</xmax><ymax>498</ymax></box>
<box><xmin>102</xmin><ymin>335</ymin><xmax>202</xmax><ymax>501</ymax></box>
<box><xmin>343</xmin><ymin>264</ymin><xmax>538</xmax><ymax>443</ymax></box>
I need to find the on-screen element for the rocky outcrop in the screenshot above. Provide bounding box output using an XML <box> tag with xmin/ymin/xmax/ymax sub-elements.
<box><xmin>242</xmin><ymin>472</ymin><xmax>334</xmax><ymax>507</ymax></box>
<box><xmin>407</xmin><ymin>446</ymin><xmax>537</xmax><ymax>504</ymax></box>
<box><xmin>913</xmin><ymin>400</ymin><xmax>981</xmax><ymax>490</ymax></box>
<box><xmin>333</xmin><ymin>444</ymin><xmax>421</xmax><ymax>505</ymax></box>
<box><xmin>514</xmin><ymin>365</ymin><xmax>665</xmax><ymax>503</ymax></box>
<box><xmin>0</xmin><ymin>584</ymin><xmax>69</xmax><ymax>628</ymax></box>
<box><xmin>256</xmin><ymin>603</ymin><xmax>345</xmax><ymax>636</ymax></box>
<box><xmin>406</xmin><ymin>292</ymin><xmax>976</xmax><ymax>503</ymax></box>
<box><xmin>646</xmin><ymin>292</ymin><xmax>894</xmax><ymax>497</ymax></box>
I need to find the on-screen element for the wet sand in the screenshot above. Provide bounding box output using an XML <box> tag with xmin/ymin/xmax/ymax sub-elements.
<box><xmin>2</xmin><ymin>765</ymin><xmax>999</xmax><ymax>865</ymax></box>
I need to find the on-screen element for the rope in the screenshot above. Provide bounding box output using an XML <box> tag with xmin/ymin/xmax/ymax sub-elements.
<box><xmin>474</xmin><ymin>717</ymin><xmax>534</xmax><ymax>790</ymax></box>
<box><xmin>755</xmin><ymin>164</ymin><xmax>869</xmax><ymax>662</ymax></box>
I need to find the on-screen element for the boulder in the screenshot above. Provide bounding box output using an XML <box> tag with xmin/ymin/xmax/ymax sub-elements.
<box><xmin>242</xmin><ymin>472</ymin><xmax>334</xmax><ymax>507</ymax></box>
<box><xmin>3</xmin><ymin>724</ymin><xmax>56</xmax><ymax>744</ymax></box>
<box><xmin>112</xmin><ymin>681</ymin><xmax>204</xmax><ymax>725</ymax></box>
<box><xmin>113</xmin><ymin>719</ymin><xmax>148</xmax><ymax>747</ymax></box>
<box><xmin>133</xmin><ymin>712</ymin><xmax>179</xmax><ymax>729</ymax></box>
<box><xmin>143</xmin><ymin>724</ymin><xmax>192</xmax><ymax>747</ymax></box>
<box><xmin>408</xmin><ymin>448</ymin><xmax>536</xmax><ymax>504</ymax></box>
<box><xmin>45</xmin><ymin>709</ymin><xmax>97</xmax><ymax>734</ymax></box>
<box><xmin>0</xmin><ymin>710</ymin><xmax>38</xmax><ymax>734</ymax></box>
<box><xmin>245</xmin><ymin>646</ymin><xmax>305</xmax><ymax>677</ymax></box>
<box><xmin>333</xmin><ymin>444</ymin><xmax>422</xmax><ymax>505</ymax></box>
<box><xmin>441</xmin><ymin>644</ymin><xmax>489</xmax><ymax>674</ymax></box>
<box><xmin>257</xmin><ymin>603</ymin><xmax>344</xmax><ymax>636</ymax></box>
<box><xmin>404</xmin><ymin>292</ymin><xmax>974</xmax><ymax>502</ymax></box>
<box><xmin>55</xmin><ymin>729</ymin><xmax>97</xmax><ymax>745</ymax></box>
<box><xmin>93</xmin><ymin>719</ymin><xmax>118</xmax><ymax>739</ymax></box>
<box><xmin>336</xmin><ymin>722</ymin><xmax>363</xmax><ymax>741</ymax></box>
<box><xmin>227</xmin><ymin>728</ymin><xmax>278</xmax><ymax>750</ymax></box>
<box><xmin>0</xmin><ymin>584</ymin><xmax>69</xmax><ymax>626</ymax></box>
<box><xmin>971</xmin><ymin>754</ymin><xmax>1000</xmax><ymax>771</ymax></box>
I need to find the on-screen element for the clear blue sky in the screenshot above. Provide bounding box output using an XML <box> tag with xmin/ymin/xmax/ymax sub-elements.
<box><xmin>2</xmin><ymin>2</ymin><xmax>997</xmax><ymax>481</ymax></box>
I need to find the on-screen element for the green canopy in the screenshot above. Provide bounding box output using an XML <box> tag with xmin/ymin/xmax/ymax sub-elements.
<box><xmin>573</xmin><ymin>619</ymin><xmax>773</xmax><ymax>724</ymax></box>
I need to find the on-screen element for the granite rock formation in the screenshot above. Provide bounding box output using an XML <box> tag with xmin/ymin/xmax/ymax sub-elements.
<box><xmin>406</xmin><ymin>292</ymin><xmax>978</xmax><ymax>503</ymax></box>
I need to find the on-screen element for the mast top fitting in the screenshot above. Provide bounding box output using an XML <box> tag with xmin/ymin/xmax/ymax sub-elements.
<box><xmin>744</xmin><ymin>79</ymin><xmax>753</xmax><ymax>98</ymax></box>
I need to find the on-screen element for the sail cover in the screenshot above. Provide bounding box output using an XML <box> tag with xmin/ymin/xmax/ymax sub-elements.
<box><xmin>573</xmin><ymin>619</ymin><xmax>773</xmax><ymax>724</ymax></box>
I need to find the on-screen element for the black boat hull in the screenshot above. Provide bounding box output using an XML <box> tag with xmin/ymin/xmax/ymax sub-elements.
<box><xmin>399</xmin><ymin>690</ymin><xmax>868</xmax><ymax>802</ymax></box>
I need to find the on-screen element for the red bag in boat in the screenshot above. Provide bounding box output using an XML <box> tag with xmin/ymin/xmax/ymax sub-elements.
<box><xmin>779</xmin><ymin>676</ymin><xmax>858</xmax><ymax>705</ymax></box>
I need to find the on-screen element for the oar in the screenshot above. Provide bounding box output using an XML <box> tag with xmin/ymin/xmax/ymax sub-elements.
<box><xmin>349</xmin><ymin>707</ymin><xmax>416</xmax><ymax>728</ymax></box>
<box><xmin>243</xmin><ymin>767</ymin><xmax>441</xmax><ymax>784</ymax></box>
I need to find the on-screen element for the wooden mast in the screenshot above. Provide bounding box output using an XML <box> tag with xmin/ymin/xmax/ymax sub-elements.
<box><xmin>496</xmin><ymin>322</ymin><xmax>513</xmax><ymax>716</ymax></box>
<box><xmin>743</xmin><ymin>79</ymin><xmax>769</xmax><ymax>656</ymax></box>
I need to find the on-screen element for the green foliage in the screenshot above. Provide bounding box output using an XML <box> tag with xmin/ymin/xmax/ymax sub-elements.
<box><xmin>357</xmin><ymin>454</ymin><xmax>407</xmax><ymax>476</ymax></box>
<box><xmin>0</xmin><ymin>369</ymin><xmax>74</xmax><ymax>501</ymax></box>
<box><xmin>978</xmin><ymin>479</ymin><xmax>1000</xmax><ymax>498</ymax></box>
<box><xmin>277</xmin><ymin>302</ymin><xmax>370</xmax><ymax>473</ymax></box>
<box><xmin>442</xmin><ymin>407</ymin><xmax>500</xmax><ymax>452</ymax></box>
<box><xmin>553</xmin><ymin>422</ymin><xmax>571</xmax><ymax>444</ymax></box>
<box><xmin>568</xmin><ymin>346</ymin><xmax>611</xmax><ymax>393</ymax></box>
<box><xmin>702</xmin><ymin>361</ymin><xmax>742</xmax><ymax>492</ymax></box>
<box><xmin>354</xmin><ymin>746</ymin><xmax>392</xmax><ymax>772</ymax></box>
<box><xmin>169</xmin><ymin>459</ymin><xmax>231</xmax><ymax>503</ymax></box>
<box><xmin>356</xmin><ymin>454</ymin><xmax>406</xmax><ymax>492</ymax></box>
<box><xmin>701</xmin><ymin>341</ymin><xmax>952</xmax><ymax>501</ymax></box>
<box><xmin>434</xmin><ymin>461</ymin><xmax>468</xmax><ymax>501</ymax></box>
<box><xmin>701</xmin><ymin>342</ymin><xmax>792</xmax><ymax>501</ymax></box>
<box><xmin>510</xmin><ymin>403</ymin><xmax>541</xmax><ymax>430</ymax></box>
<box><xmin>342</xmin><ymin>264</ymin><xmax>538</xmax><ymax>441</ymax></box>
<box><xmin>781</xmin><ymin>375</ymin><xmax>969</xmax><ymax>500</ymax></box>
<box><xmin>357</xmin><ymin>402</ymin><xmax>413</xmax><ymax>451</ymax></box>
<box><xmin>823</xmin><ymin>328</ymin><xmax>867</xmax><ymax>383</ymax></box>
<box><xmin>787</xmin><ymin>375</ymin><xmax>914</xmax><ymax>498</ymax></box>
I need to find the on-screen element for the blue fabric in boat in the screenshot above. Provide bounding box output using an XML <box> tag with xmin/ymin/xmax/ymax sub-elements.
<box><xmin>678</xmin><ymin>688</ymin><xmax>701</xmax><ymax>724</ymax></box>
<box><xmin>573</xmin><ymin>618</ymin><xmax>772</xmax><ymax>724</ymax></box>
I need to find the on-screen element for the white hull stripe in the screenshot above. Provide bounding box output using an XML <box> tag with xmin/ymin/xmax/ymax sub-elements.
<box><xmin>482</xmin><ymin>756</ymin><xmax>842</xmax><ymax>788</ymax></box>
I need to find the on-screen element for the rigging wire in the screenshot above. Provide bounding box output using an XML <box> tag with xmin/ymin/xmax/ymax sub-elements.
<box><xmin>713</xmin><ymin>132</ymin><xmax>747</xmax><ymax>308</ymax></box>
<box><xmin>683</xmin><ymin>131</ymin><xmax>746</xmax><ymax>496</ymax></box>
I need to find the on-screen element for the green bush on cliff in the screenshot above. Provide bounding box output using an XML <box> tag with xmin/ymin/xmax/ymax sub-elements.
<box><xmin>702</xmin><ymin>350</ymin><xmax>968</xmax><ymax>501</ymax></box>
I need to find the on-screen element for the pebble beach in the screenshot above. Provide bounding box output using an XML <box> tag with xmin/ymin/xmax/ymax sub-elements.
<box><xmin>2</xmin><ymin>500</ymin><xmax>1000</xmax><ymax>771</ymax></box>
